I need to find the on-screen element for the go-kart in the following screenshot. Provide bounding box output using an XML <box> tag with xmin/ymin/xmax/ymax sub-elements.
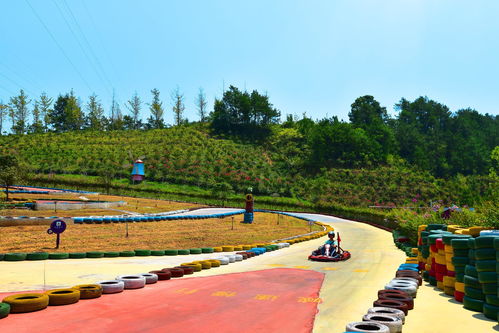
<box><xmin>308</xmin><ymin>246</ymin><xmax>351</xmax><ymax>262</ymax></box>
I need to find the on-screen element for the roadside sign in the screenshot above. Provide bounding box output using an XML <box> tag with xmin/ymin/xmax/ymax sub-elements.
<box><xmin>47</xmin><ymin>219</ymin><xmax>67</xmax><ymax>249</ymax></box>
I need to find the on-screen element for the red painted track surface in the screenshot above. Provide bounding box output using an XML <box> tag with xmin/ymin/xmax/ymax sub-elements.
<box><xmin>9</xmin><ymin>186</ymin><xmax>65</xmax><ymax>193</ymax></box>
<box><xmin>0</xmin><ymin>268</ymin><xmax>324</xmax><ymax>333</ymax></box>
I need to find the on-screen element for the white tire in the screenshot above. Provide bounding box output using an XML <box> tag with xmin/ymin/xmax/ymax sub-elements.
<box><xmin>367</xmin><ymin>307</ymin><xmax>405</xmax><ymax>324</ymax></box>
<box><xmin>140</xmin><ymin>273</ymin><xmax>158</xmax><ymax>284</ymax></box>
<box><xmin>389</xmin><ymin>278</ymin><xmax>418</xmax><ymax>288</ymax></box>
<box><xmin>234</xmin><ymin>254</ymin><xmax>243</xmax><ymax>261</ymax></box>
<box><xmin>346</xmin><ymin>321</ymin><xmax>389</xmax><ymax>333</ymax></box>
<box><xmin>362</xmin><ymin>313</ymin><xmax>402</xmax><ymax>333</ymax></box>
<box><xmin>116</xmin><ymin>275</ymin><xmax>146</xmax><ymax>289</ymax></box>
<box><xmin>385</xmin><ymin>282</ymin><xmax>417</xmax><ymax>297</ymax></box>
<box><xmin>392</xmin><ymin>277</ymin><xmax>419</xmax><ymax>287</ymax></box>
<box><xmin>214</xmin><ymin>256</ymin><xmax>230</xmax><ymax>265</ymax></box>
<box><xmin>225</xmin><ymin>255</ymin><xmax>236</xmax><ymax>263</ymax></box>
<box><xmin>281</xmin><ymin>242</ymin><xmax>290</xmax><ymax>247</ymax></box>
<box><xmin>97</xmin><ymin>280</ymin><xmax>125</xmax><ymax>294</ymax></box>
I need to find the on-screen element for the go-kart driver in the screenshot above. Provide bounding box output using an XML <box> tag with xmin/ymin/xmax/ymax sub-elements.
<box><xmin>322</xmin><ymin>231</ymin><xmax>338</xmax><ymax>257</ymax></box>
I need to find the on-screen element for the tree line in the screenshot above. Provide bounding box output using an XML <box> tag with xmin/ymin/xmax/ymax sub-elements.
<box><xmin>1</xmin><ymin>86</ymin><xmax>497</xmax><ymax>178</ymax></box>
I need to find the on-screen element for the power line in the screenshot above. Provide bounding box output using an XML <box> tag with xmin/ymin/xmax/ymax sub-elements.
<box><xmin>0</xmin><ymin>72</ymin><xmax>35</xmax><ymax>96</ymax></box>
<box><xmin>25</xmin><ymin>0</ymin><xmax>93</xmax><ymax>92</ymax></box>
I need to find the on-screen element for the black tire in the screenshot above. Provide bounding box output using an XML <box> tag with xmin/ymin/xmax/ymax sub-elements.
<box><xmin>69</xmin><ymin>252</ymin><xmax>87</xmax><ymax>259</ymax></box>
<box><xmin>48</xmin><ymin>253</ymin><xmax>69</xmax><ymax>260</ymax></box>
<box><xmin>475</xmin><ymin>260</ymin><xmax>496</xmax><ymax>272</ymax></box>
<box><xmin>26</xmin><ymin>252</ymin><xmax>49</xmax><ymax>260</ymax></box>
<box><xmin>464</xmin><ymin>286</ymin><xmax>485</xmax><ymax>300</ymax></box>
<box><xmin>4</xmin><ymin>253</ymin><xmax>27</xmax><ymax>261</ymax></box>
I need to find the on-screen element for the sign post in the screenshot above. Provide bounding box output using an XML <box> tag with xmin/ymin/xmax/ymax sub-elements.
<box><xmin>47</xmin><ymin>219</ymin><xmax>67</xmax><ymax>249</ymax></box>
<box><xmin>308</xmin><ymin>221</ymin><xmax>313</xmax><ymax>233</ymax></box>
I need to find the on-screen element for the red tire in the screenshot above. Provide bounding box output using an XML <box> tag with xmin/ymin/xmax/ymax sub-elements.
<box><xmin>373</xmin><ymin>299</ymin><xmax>409</xmax><ymax>315</ymax></box>
<box><xmin>454</xmin><ymin>290</ymin><xmax>464</xmax><ymax>302</ymax></box>
<box><xmin>377</xmin><ymin>289</ymin><xmax>410</xmax><ymax>298</ymax></box>
<box><xmin>162</xmin><ymin>268</ymin><xmax>184</xmax><ymax>278</ymax></box>
<box><xmin>236</xmin><ymin>252</ymin><xmax>248</xmax><ymax>259</ymax></box>
<box><xmin>378</xmin><ymin>293</ymin><xmax>414</xmax><ymax>310</ymax></box>
<box><xmin>174</xmin><ymin>266</ymin><xmax>194</xmax><ymax>275</ymax></box>
<box><xmin>149</xmin><ymin>270</ymin><xmax>171</xmax><ymax>280</ymax></box>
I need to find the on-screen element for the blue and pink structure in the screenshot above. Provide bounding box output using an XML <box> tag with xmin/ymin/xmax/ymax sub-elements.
<box><xmin>131</xmin><ymin>160</ymin><xmax>145</xmax><ymax>183</ymax></box>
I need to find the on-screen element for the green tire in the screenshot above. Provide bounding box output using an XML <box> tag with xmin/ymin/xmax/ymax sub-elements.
<box><xmin>451</xmin><ymin>238</ymin><xmax>471</xmax><ymax>249</ymax></box>
<box><xmin>189</xmin><ymin>248</ymin><xmax>202</xmax><ymax>254</ymax></box>
<box><xmin>104</xmin><ymin>252</ymin><xmax>120</xmax><ymax>257</ymax></box>
<box><xmin>164</xmin><ymin>249</ymin><xmax>178</xmax><ymax>256</ymax></box>
<box><xmin>119</xmin><ymin>251</ymin><xmax>135</xmax><ymax>257</ymax></box>
<box><xmin>201</xmin><ymin>247</ymin><xmax>214</xmax><ymax>253</ymax></box>
<box><xmin>452</xmin><ymin>257</ymin><xmax>469</xmax><ymax>266</ymax></box>
<box><xmin>151</xmin><ymin>250</ymin><xmax>165</xmax><ymax>256</ymax></box>
<box><xmin>177</xmin><ymin>249</ymin><xmax>190</xmax><ymax>255</ymax></box>
<box><xmin>483</xmin><ymin>303</ymin><xmax>499</xmax><ymax>320</ymax></box>
<box><xmin>496</xmin><ymin>251</ymin><xmax>499</xmax><ymax>261</ymax></box>
<box><xmin>429</xmin><ymin>276</ymin><xmax>437</xmax><ymax>286</ymax></box>
<box><xmin>26</xmin><ymin>252</ymin><xmax>49</xmax><ymax>260</ymax></box>
<box><xmin>0</xmin><ymin>254</ymin><xmax>4</xmax><ymax>261</ymax></box>
<box><xmin>0</xmin><ymin>302</ymin><xmax>10</xmax><ymax>319</ymax></box>
<box><xmin>478</xmin><ymin>271</ymin><xmax>497</xmax><ymax>284</ymax></box>
<box><xmin>481</xmin><ymin>283</ymin><xmax>497</xmax><ymax>295</ymax></box>
<box><xmin>443</xmin><ymin>234</ymin><xmax>469</xmax><ymax>245</ymax></box>
<box><xmin>455</xmin><ymin>266</ymin><xmax>466</xmax><ymax>274</ymax></box>
<box><xmin>475</xmin><ymin>260</ymin><xmax>496</xmax><ymax>272</ymax></box>
<box><xmin>86</xmin><ymin>251</ymin><xmax>104</xmax><ymax>258</ymax></box>
<box><xmin>468</xmin><ymin>239</ymin><xmax>476</xmax><ymax>249</ymax></box>
<box><xmin>464</xmin><ymin>275</ymin><xmax>481</xmax><ymax>289</ymax></box>
<box><xmin>134</xmin><ymin>249</ymin><xmax>151</xmax><ymax>256</ymax></box>
<box><xmin>456</xmin><ymin>273</ymin><xmax>465</xmax><ymax>283</ymax></box>
<box><xmin>485</xmin><ymin>294</ymin><xmax>499</xmax><ymax>306</ymax></box>
<box><xmin>4</xmin><ymin>253</ymin><xmax>27</xmax><ymax>261</ymax></box>
<box><xmin>69</xmin><ymin>252</ymin><xmax>87</xmax><ymax>259</ymax></box>
<box><xmin>465</xmin><ymin>265</ymin><xmax>478</xmax><ymax>277</ymax></box>
<box><xmin>494</xmin><ymin>238</ymin><xmax>499</xmax><ymax>250</ymax></box>
<box><xmin>463</xmin><ymin>296</ymin><xmax>484</xmax><ymax>312</ymax></box>
<box><xmin>475</xmin><ymin>236</ymin><xmax>499</xmax><ymax>249</ymax></box>
<box><xmin>49</xmin><ymin>253</ymin><xmax>69</xmax><ymax>259</ymax></box>
<box><xmin>468</xmin><ymin>249</ymin><xmax>475</xmax><ymax>260</ymax></box>
<box><xmin>475</xmin><ymin>248</ymin><xmax>495</xmax><ymax>260</ymax></box>
<box><xmin>453</xmin><ymin>249</ymin><xmax>469</xmax><ymax>257</ymax></box>
<box><xmin>465</xmin><ymin>286</ymin><xmax>485</xmax><ymax>300</ymax></box>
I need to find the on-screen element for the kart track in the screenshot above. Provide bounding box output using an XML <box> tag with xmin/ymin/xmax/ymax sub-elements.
<box><xmin>0</xmin><ymin>210</ymin><xmax>496</xmax><ymax>332</ymax></box>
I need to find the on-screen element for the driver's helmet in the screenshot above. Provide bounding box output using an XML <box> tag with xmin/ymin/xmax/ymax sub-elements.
<box><xmin>328</xmin><ymin>231</ymin><xmax>335</xmax><ymax>237</ymax></box>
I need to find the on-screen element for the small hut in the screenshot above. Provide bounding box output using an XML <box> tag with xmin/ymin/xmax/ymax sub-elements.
<box><xmin>131</xmin><ymin>159</ymin><xmax>145</xmax><ymax>183</ymax></box>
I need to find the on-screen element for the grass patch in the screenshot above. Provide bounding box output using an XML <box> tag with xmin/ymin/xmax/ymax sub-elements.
<box><xmin>0</xmin><ymin>213</ymin><xmax>323</xmax><ymax>253</ymax></box>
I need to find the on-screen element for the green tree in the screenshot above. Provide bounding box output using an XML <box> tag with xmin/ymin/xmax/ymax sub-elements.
<box><xmin>38</xmin><ymin>93</ymin><xmax>53</xmax><ymax>132</ymax></box>
<box><xmin>9</xmin><ymin>89</ymin><xmax>31</xmax><ymax>134</ymax></box>
<box><xmin>108</xmin><ymin>92</ymin><xmax>124</xmax><ymax>130</ymax></box>
<box><xmin>0</xmin><ymin>101</ymin><xmax>7</xmax><ymax>134</ymax></box>
<box><xmin>49</xmin><ymin>91</ymin><xmax>84</xmax><ymax>131</ymax></box>
<box><xmin>196</xmin><ymin>87</ymin><xmax>207</xmax><ymax>122</ymax></box>
<box><xmin>29</xmin><ymin>101</ymin><xmax>44</xmax><ymax>133</ymax></box>
<box><xmin>171</xmin><ymin>86</ymin><xmax>185</xmax><ymax>126</ymax></box>
<box><xmin>147</xmin><ymin>88</ymin><xmax>165</xmax><ymax>129</ymax></box>
<box><xmin>125</xmin><ymin>92</ymin><xmax>142</xmax><ymax>129</ymax></box>
<box><xmin>0</xmin><ymin>153</ymin><xmax>27</xmax><ymax>201</ymax></box>
<box><xmin>86</xmin><ymin>94</ymin><xmax>105</xmax><ymax>130</ymax></box>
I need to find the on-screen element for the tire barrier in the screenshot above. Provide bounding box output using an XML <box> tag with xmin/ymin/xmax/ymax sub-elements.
<box><xmin>72</xmin><ymin>284</ymin><xmax>103</xmax><ymax>299</ymax></box>
<box><xmin>149</xmin><ymin>270</ymin><xmax>172</xmax><ymax>280</ymax></box>
<box><xmin>97</xmin><ymin>280</ymin><xmax>125</xmax><ymax>294</ymax></box>
<box><xmin>140</xmin><ymin>273</ymin><xmax>159</xmax><ymax>284</ymax></box>
<box><xmin>2</xmin><ymin>293</ymin><xmax>49</xmax><ymax>313</ymax></box>
<box><xmin>367</xmin><ymin>307</ymin><xmax>405</xmax><ymax>324</ymax></box>
<box><xmin>0</xmin><ymin>302</ymin><xmax>10</xmax><ymax>319</ymax></box>
<box><xmin>162</xmin><ymin>268</ymin><xmax>184</xmax><ymax>277</ymax></box>
<box><xmin>45</xmin><ymin>289</ymin><xmax>80</xmax><ymax>306</ymax></box>
<box><xmin>116</xmin><ymin>275</ymin><xmax>146</xmax><ymax>289</ymax></box>
<box><xmin>361</xmin><ymin>313</ymin><xmax>403</xmax><ymax>333</ymax></box>
<box><xmin>345</xmin><ymin>321</ymin><xmax>390</xmax><ymax>333</ymax></box>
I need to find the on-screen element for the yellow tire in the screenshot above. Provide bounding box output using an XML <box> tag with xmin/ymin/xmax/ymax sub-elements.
<box><xmin>435</xmin><ymin>254</ymin><xmax>446</xmax><ymax>265</ymax></box>
<box><xmin>2</xmin><ymin>293</ymin><xmax>49</xmax><ymax>313</ymax></box>
<box><xmin>45</xmin><ymin>288</ymin><xmax>80</xmax><ymax>306</ymax></box>
<box><xmin>213</xmin><ymin>247</ymin><xmax>223</xmax><ymax>252</ymax></box>
<box><xmin>411</xmin><ymin>248</ymin><xmax>419</xmax><ymax>255</ymax></box>
<box><xmin>242</xmin><ymin>245</ymin><xmax>252</xmax><ymax>250</ymax></box>
<box><xmin>256</xmin><ymin>244</ymin><xmax>266</xmax><ymax>248</ymax></box>
<box><xmin>222</xmin><ymin>246</ymin><xmax>234</xmax><ymax>252</ymax></box>
<box><xmin>443</xmin><ymin>276</ymin><xmax>455</xmax><ymax>287</ymax></box>
<box><xmin>181</xmin><ymin>263</ymin><xmax>202</xmax><ymax>272</ymax></box>
<box><xmin>425</xmin><ymin>264</ymin><xmax>432</xmax><ymax>271</ymax></box>
<box><xmin>444</xmin><ymin>245</ymin><xmax>453</xmax><ymax>254</ymax></box>
<box><xmin>233</xmin><ymin>246</ymin><xmax>243</xmax><ymax>251</ymax></box>
<box><xmin>444</xmin><ymin>286</ymin><xmax>455</xmax><ymax>296</ymax></box>
<box><xmin>447</xmin><ymin>225</ymin><xmax>461</xmax><ymax>233</ymax></box>
<box><xmin>72</xmin><ymin>284</ymin><xmax>103</xmax><ymax>299</ymax></box>
<box><xmin>405</xmin><ymin>258</ymin><xmax>418</xmax><ymax>264</ymax></box>
<box><xmin>192</xmin><ymin>261</ymin><xmax>212</xmax><ymax>269</ymax></box>
<box><xmin>455</xmin><ymin>282</ymin><xmax>465</xmax><ymax>293</ymax></box>
<box><xmin>208</xmin><ymin>260</ymin><xmax>221</xmax><ymax>267</ymax></box>
<box><xmin>436</xmin><ymin>281</ymin><xmax>444</xmax><ymax>290</ymax></box>
<box><xmin>446</xmin><ymin>262</ymin><xmax>455</xmax><ymax>271</ymax></box>
<box><xmin>454</xmin><ymin>229</ymin><xmax>464</xmax><ymax>235</ymax></box>
<box><xmin>418</xmin><ymin>225</ymin><xmax>427</xmax><ymax>232</ymax></box>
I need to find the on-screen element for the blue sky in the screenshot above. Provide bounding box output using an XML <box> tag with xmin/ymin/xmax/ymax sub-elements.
<box><xmin>1</xmin><ymin>0</ymin><xmax>498</xmax><ymax>126</ymax></box>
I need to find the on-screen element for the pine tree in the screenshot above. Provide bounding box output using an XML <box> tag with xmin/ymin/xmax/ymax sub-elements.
<box><xmin>0</xmin><ymin>101</ymin><xmax>7</xmax><ymax>135</ymax></box>
<box><xmin>196</xmin><ymin>87</ymin><xmax>207</xmax><ymax>122</ymax></box>
<box><xmin>171</xmin><ymin>86</ymin><xmax>185</xmax><ymax>126</ymax></box>
<box><xmin>147</xmin><ymin>88</ymin><xmax>165</xmax><ymax>129</ymax></box>
<box><xmin>86</xmin><ymin>94</ymin><xmax>105</xmax><ymax>130</ymax></box>
<box><xmin>38</xmin><ymin>93</ymin><xmax>53</xmax><ymax>132</ymax></box>
<box><xmin>125</xmin><ymin>92</ymin><xmax>142</xmax><ymax>129</ymax></box>
<box><xmin>30</xmin><ymin>101</ymin><xmax>44</xmax><ymax>133</ymax></box>
<box><xmin>8</xmin><ymin>89</ymin><xmax>31</xmax><ymax>134</ymax></box>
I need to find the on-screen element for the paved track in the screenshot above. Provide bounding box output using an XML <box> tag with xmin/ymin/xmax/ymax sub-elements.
<box><xmin>0</xmin><ymin>209</ymin><xmax>496</xmax><ymax>332</ymax></box>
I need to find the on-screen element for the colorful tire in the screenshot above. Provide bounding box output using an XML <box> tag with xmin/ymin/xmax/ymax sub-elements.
<box><xmin>367</xmin><ymin>307</ymin><xmax>405</xmax><ymax>324</ymax></box>
<box><xmin>213</xmin><ymin>247</ymin><xmax>223</xmax><ymax>252</ymax></box>
<box><xmin>162</xmin><ymin>268</ymin><xmax>184</xmax><ymax>277</ymax></box>
<box><xmin>104</xmin><ymin>252</ymin><xmax>120</xmax><ymax>258</ymax></box>
<box><xmin>140</xmin><ymin>273</ymin><xmax>158</xmax><ymax>284</ymax></box>
<box><xmin>149</xmin><ymin>270</ymin><xmax>172</xmax><ymax>280</ymax></box>
<box><xmin>181</xmin><ymin>263</ymin><xmax>202</xmax><ymax>272</ymax></box>
<box><xmin>393</xmin><ymin>276</ymin><xmax>420</xmax><ymax>286</ymax></box>
<box><xmin>452</xmin><ymin>257</ymin><xmax>469</xmax><ymax>266</ymax></box>
<box><xmin>373</xmin><ymin>299</ymin><xmax>409</xmax><ymax>315</ymax></box>
<box><xmin>45</xmin><ymin>289</ymin><xmax>80</xmax><ymax>306</ymax></box>
<box><xmin>98</xmin><ymin>280</ymin><xmax>125</xmax><ymax>294</ymax></box>
<box><xmin>345</xmin><ymin>321</ymin><xmax>389</xmax><ymax>333</ymax></box>
<box><xmin>455</xmin><ymin>282</ymin><xmax>465</xmax><ymax>293</ymax></box>
<box><xmin>362</xmin><ymin>313</ymin><xmax>402</xmax><ymax>333</ymax></box>
<box><xmin>164</xmin><ymin>249</ymin><xmax>178</xmax><ymax>256</ymax></box>
<box><xmin>193</xmin><ymin>260</ymin><xmax>211</xmax><ymax>269</ymax></box>
<box><xmin>236</xmin><ymin>252</ymin><xmax>248</xmax><ymax>259</ymax></box>
<box><xmin>119</xmin><ymin>251</ymin><xmax>135</xmax><ymax>257</ymax></box>
<box><xmin>214</xmin><ymin>257</ymin><xmax>230</xmax><ymax>265</ymax></box>
<box><xmin>377</xmin><ymin>289</ymin><xmax>410</xmax><ymax>298</ymax></box>
<box><xmin>72</xmin><ymin>284</ymin><xmax>103</xmax><ymax>299</ymax></box>
<box><xmin>4</xmin><ymin>253</ymin><xmax>27</xmax><ymax>261</ymax></box>
<box><xmin>234</xmin><ymin>254</ymin><xmax>243</xmax><ymax>261</ymax></box>
<box><xmin>233</xmin><ymin>246</ymin><xmax>243</xmax><ymax>251</ymax></box>
<box><xmin>378</xmin><ymin>293</ymin><xmax>414</xmax><ymax>310</ymax></box>
<box><xmin>207</xmin><ymin>260</ymin><xmax>221</xmax><ymax>267</ymax></box>
<box><xmin>451</xmin><ymin>238</ymin><xmax>471</xmax><ymax>249</ymax></box>
<box><xmin>189</xmin><ymin>248</ymin><xmax>202</xmax><ymax>254</ymax></box>
<box><xmin>174</xmin><ymin>266</ymin><xmax>194</xmax><ymax>275</ymax></box>
<box><xmin>134</xmin><ymin>249</ymin><xmax>151</xmax><ymax>256</ymax></box>
<box><xmin>2</xmin><ymin>293</ymin><xmax>49</xmax><ymax>313</ymax></box>
<box><xmin>475</xmin><ymin>236</ymin><xmax>499</xmax><ymax>249</ymax></box>
<box><xmin>0</xmin><ymin>302</ymin><xmax>10</xmax><ymax>319</ymax></box>
<box><xmin>116</xmin><ymin>275</ymin><xmax>146</xmax><ymax>289</ymax></box>
<box><xmin>69</xmin><ymin>252</ymin><xmax>87</xmax><ymax>259</ymax></box>
<box><xmin>222</xmin><ymin>246</ymin><xmax>234</xmax><ymax>252</ymax></box>
<box><xmin>86</xmin><ymin>251</ymin><xmax>104</xmax><ymax>258</ymax></box>
<box><xmin>454</xmin><ymin>290</ymin><xmax>465</xmax><ymax>302</ymax></box>
<box><xmin>26</xmin><ymin>252</ymin><xmax>49</xmax><ymax>260</ymax></box>
<box><xmin>225</xmin><ymin>255</ymin><xmax>236</xmax><ymax>263</ymax></box>
<box><xmin>463</xmin><ymin>296</ymin><xmax>484</xmax><ymax>312</ymax></box>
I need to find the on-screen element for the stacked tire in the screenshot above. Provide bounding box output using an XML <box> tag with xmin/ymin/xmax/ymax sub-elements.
<box><xmin>463</xmin><ymin>238</ymin><xmax>484</xmax><ymax>312</ymax></box>
<box><xmin>474</xmin><ymin>234</ymin><xmax>499</xmax><ymax>320</ymax></box>
<box><xmin>451</xmin><ymin>236</ymin><xmax>472</xmax><ymax>302</ymax></box>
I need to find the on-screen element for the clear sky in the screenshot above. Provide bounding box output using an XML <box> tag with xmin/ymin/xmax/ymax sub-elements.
<box><xmin>1</xmin><ymin>0</ymin><xmax>498</xmax><ymax>126</ymax></box>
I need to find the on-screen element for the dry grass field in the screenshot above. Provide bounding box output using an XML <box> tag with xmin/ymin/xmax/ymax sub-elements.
<box><xmin>0</xmin><ymin>213</ymin><xmax>323</xmax><ymax>253</ymax></box>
